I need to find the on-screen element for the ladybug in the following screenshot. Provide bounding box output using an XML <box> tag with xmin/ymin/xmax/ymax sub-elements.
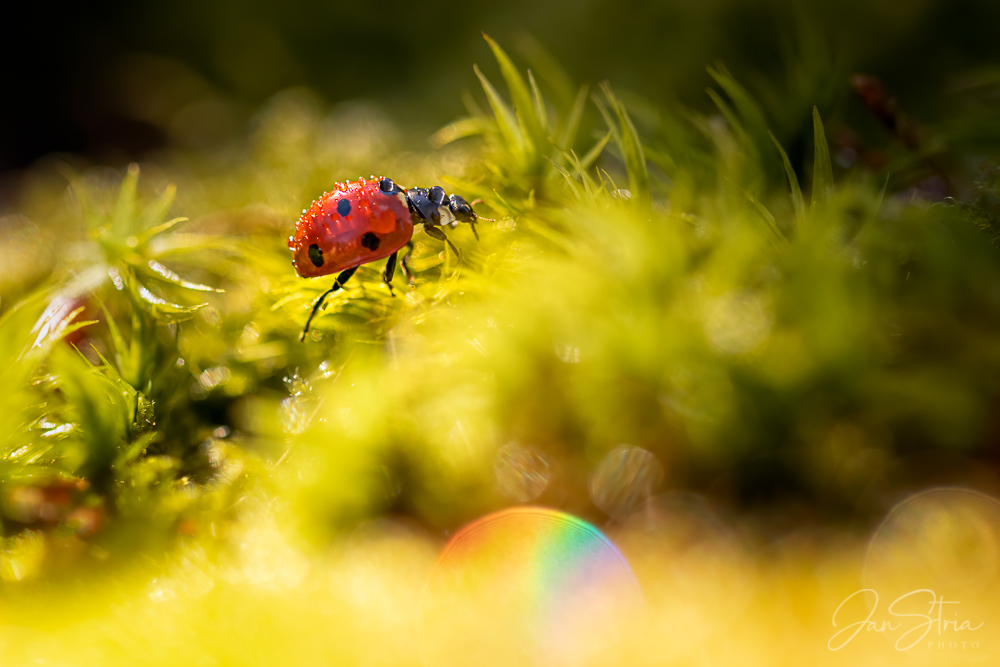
<box><xmin>289</xmin><ymin>176</ymin><xmax>486</xmax><ymax>340</ymax></box>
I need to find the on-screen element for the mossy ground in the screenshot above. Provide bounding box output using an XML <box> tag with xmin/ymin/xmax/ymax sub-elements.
<box><xmin>1</xmin><ymin>34</ymin><xmax>999</xmax><ymax>665</ymax></box>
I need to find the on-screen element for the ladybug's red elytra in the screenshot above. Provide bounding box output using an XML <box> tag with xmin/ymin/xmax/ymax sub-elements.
<box><xmin>289</xmin><ymin>176</ymin><xmax>486</xmax><ymax>340</ymax></box>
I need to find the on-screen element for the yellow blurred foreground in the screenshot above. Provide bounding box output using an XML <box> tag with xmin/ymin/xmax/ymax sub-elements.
<box><xmin>1</xmin><ymin>487</ymin><xmax>996</xmax><ymax>666</ymax></box>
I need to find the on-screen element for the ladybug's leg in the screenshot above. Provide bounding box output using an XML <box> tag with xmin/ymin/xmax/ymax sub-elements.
<box><xmin>399</xmin><ymin>241</ymin><xmax>414</xmax><ymax>283</ymax></box>
<box><xmin>382</xmin><ymin>251</ymin><xmax>398</xmax><ymax>296</ymax></box>
<box><xmin>300</xmin><ymin>266</ymin><xmax>358</xmax><ymax>342</ymax></box>
<box><xmin>424</xmin><ymin>225</ymin><xmax>460</xmax><ymax>259</ymax></box>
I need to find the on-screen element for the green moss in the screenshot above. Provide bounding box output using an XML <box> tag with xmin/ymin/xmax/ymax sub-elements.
<box><xmin>1</xmin><ymin>33</ymin><xmax>999</xmax><ymax>590</ymax></box>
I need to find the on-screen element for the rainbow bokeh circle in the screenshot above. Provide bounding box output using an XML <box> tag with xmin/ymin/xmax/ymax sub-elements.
<box><xmin>420</xmin><ymin>507</ymin><xmax>641</xmax><ymax>666</ymax></box>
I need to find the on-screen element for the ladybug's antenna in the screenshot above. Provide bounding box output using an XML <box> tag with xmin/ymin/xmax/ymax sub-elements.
<box><xmin>470</xmin><ymin>199</ymin><xmax>495</xmax><ymax>223</ymax></box>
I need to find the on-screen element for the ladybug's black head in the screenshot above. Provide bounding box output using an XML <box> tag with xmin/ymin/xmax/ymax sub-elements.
<box><xmin>447</xmin><ymin>194</ymin><xmax>476</xmax><ymax>223</ymax></box>
<box><xmin>404</xmin><ymin>184</ymin><xmax>488</xmax><ymax>241</ymax></box>
<box><xmin>406</xmin><ymin>186</ymin><xmax>479</xmax><ymax>225</ymax></box>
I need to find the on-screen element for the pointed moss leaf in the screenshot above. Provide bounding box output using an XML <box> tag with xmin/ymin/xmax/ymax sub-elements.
<box><xmin>57</xmin><ymin>319</ymin><xmax>99</xmax><ymax>344</ymax></box>
<box><xmin>433</xmin><ymin>117</ymin><xmax>493</xmax><ymax>147</ymax></box>
<box><xmin>269</xmin><ymin>292</ymin><xmax>301</xmax><ymax>312</ymax></box>
<box><xmin>145</xmin><ymin>233</ymin><xmax>244</xmax><ymax>258</ymax></box>
<box><xmin>482</xmin><ymin>33</ymin><xmax>546</xmax><ymax>155</ymax></box>
<box><xmin>737</xmin><ymin>182</ymin><xmax>788</xmax><ymax>248</ymax></box>
<box><xmin>96</xmin><ymin>298</ymin><xmax>128</xmax><ymax>366</ymax></box>
<box><xmin>1</xmin><ymin>293</ymin><xmax>52</xmax><ymax>366</ymax></box>
<box><xmin>473</xmin><ymin>64</ymin><xmax>525</xmax><ymax>157</ymax></box>
<box><xmin>566</xmin><ymin>150</ymin><xmax>597</xmax><ymax>198</ymax></box>
<box><xmin>143</xmin><ymin>259</ymin><xmax>224</xmax><ymax>293</ymax></box>
<box><xmin>460</xmin><ymin>90</ymin><xmax>484</xmax><ymax>118</ymax></box>
<box><xmin>527</xmin><ymin>69</ymin><xmax>549</xmax><ymax>134</ymax></box>
<box><xmin>139</xmin><ymin>217</ymin><xmax>188</xmax><ymax>245</ymax></box>
<box><xmin>876</xmin><ymin>172</ymin><xmax>890</xmax><ymax>214</ymax></box>
<box><xmin>770</xmin><ymin>131</ymin><xmax>806</xmax><ymax>224</ymax></box>
<box><xmin>71</xmin><ymin>180</ymin><xmax>103</xmax><ymax>232</ymax></box>
<box><xmin>811</xmin><ymin>106</ymin><xmax>834</xmax><ymax>207</ymax></box>
<box><xmin>30</xmin><ymin>302</ymin><xmax>100</xmax><ymax>351</ymax></box>
<box><xmin>514</xmin><ymin>33</ymin><xmax>575</xmax><ymax>110</ymax></box>
<box><xmin>115</xmin><ymin>430</ymin><xmax>161</xmax><ymax>468</ymax></box>
<box><xmin>602</xmin><ymin>83</ymin><xmax>649</xmax><ymax>206</ymax></box>
<box><xmin>579</xmin><ymin>130</ymin><xmax>613</xmax><ymax>174</ymax></box>
<box><xmin>644</xmin><ymin>146</ymin><xmax>678</xmax><ymax>175</ymax></box>
<box><xmin>706</xmin><ymin>88</ymin><xmax>749</xmax><ymax>149</ymax></box>
<box><xmin>135</xmin><ymin>284</ymin><xmax>206</xmax><ymax>322</ymax></box>
<box><xmin>112</xmin><ymin>163</ymin><xmax>141</xmax><ymax>238</ymax></box>
<box><xmin>599</xmin><ymin>168</ymin><xmax>620</xmax><ymax>193</ymax></box>
<box><xmin>48</xmin><ymin>346</ymin><xmax>127</xmax><ymax>479</ymax></box>
<box><xmin>489</xmin><ymin>188</ymin><xmax>518</xmax><ymax>216</ymax></box>
<box><xmin>30</xmin><ymin>302</ymin><xmax>82</xmax><ymax>349</ymax></box>
<box><xmin>546</xmin><ymin>158</ymin><xmax>583</xmax><ymax>201</ymax></box>
<box><xmin>558</xmin><ymin>84</ymin><xmax>589</xmax><ymax>151</ymax></box>
<box><xmin>592</xmin><ymin>95</ymin><xmax>619</xmax><ymax>144</ymax></box>
<box><xmin>138</xmin><ymin>183</ymin><xmax>177</xmax><ymax>233</ymax></box>
<box><xmin>89</xmin><ymin>347</ymin><xmax>135</xmax><ymax>399</ymax></box>
<box><xmin>708</xmin><ymin>64</ymin><xmax>767</xmax><ymax>156</ymax></box>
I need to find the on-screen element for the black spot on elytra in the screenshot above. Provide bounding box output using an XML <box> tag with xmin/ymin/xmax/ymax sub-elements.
<box><xmin>361</xmin><ymin>232</ymin><xmax>380</xmax><ymax>251</ymax></box>
<box><xmin>308</xmin><ymin>243</ymin><xmax>324</xmax><ymax>267</ymax></box>
<box><xmin>337</xmin><ymin>199</ymin><xmax>351</xmax><ymax>216</ymax></box>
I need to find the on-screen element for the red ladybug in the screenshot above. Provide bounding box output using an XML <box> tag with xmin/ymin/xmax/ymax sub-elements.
<box><xmin>289</xmin><ymin>176</ymin><xmax>485</xmax><ymax>340</ymax></box>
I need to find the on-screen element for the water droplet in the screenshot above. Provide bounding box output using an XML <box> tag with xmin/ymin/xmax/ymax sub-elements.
<box><xmin>283</xmin><ymin>370</ymin><xmax>309</xmax><ymax>396</ymax></box>
<box><xmin>314</xmin><ymin>360</ymin><xmax>335</xmax><ymax>382</ymax></box>
<box><xmin>108</xmin><ymin>266</ymin><xmax>125</xmax><ymax>290</ymax></box>
<box><xmin>865</xmin><ymin>487</ymin><xmax>1000</xmax><ymax>606</ymax></box>
<box><xmin>703</xmin><ymin>290</ymin><xmax>771</xmax><ymax>355</ymax></box>
<box><xmin>279</xmin><ymin>396</ymin><xmax>309</xmax><ymax>435</ymax></box>
<box><xmin>197</xmin><ymin>366</ymin><xmax>231</xmax><ymax>390</ymax></box>
<box><xmin>554</xmin><ymin>342</ymin><xmax>580</xmax><ymax>363</ymax></box>
<box><xmin>590</xmin><ymin>445</ymin><xmax>664</xmax><ymax>519</ymax></box>
<box><xmin>148</xmin><ymin>577</ymin><xmax>178</xmax><ymax>603</ymax></box>
<box><xmin>200</xmin><ymin>306</ymin><xmax>222</xmax><ymax>328</ymax></box>
<box><xmin>238</xmin><ymin>322</ymin><xmax>260</xmax><ymax>346</ymax></box>
<box><xmin>7</xmin><ymin>445</ymin><xmax>31</xmax><ymax>459</ymax></box>
<box><xmin>40</xmin><ymin>423</ymin><xmax>75</xmax><ymax>439</ymax></box>
<box><xmin>494</xmin><ymin>443</ymin><xmax>551</xmax><ymax>502</ymax></box>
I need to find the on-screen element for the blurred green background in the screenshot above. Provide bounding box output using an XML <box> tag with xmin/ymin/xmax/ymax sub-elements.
<box><xmin>3</xmin><ymin>0</ymin><xmax>1000</xmax><ymax>173</ymax></box>
<box><xmin>2</xmin><ymin>0</ymin><xmax>999</xmax><ymax>532</ymax></box>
